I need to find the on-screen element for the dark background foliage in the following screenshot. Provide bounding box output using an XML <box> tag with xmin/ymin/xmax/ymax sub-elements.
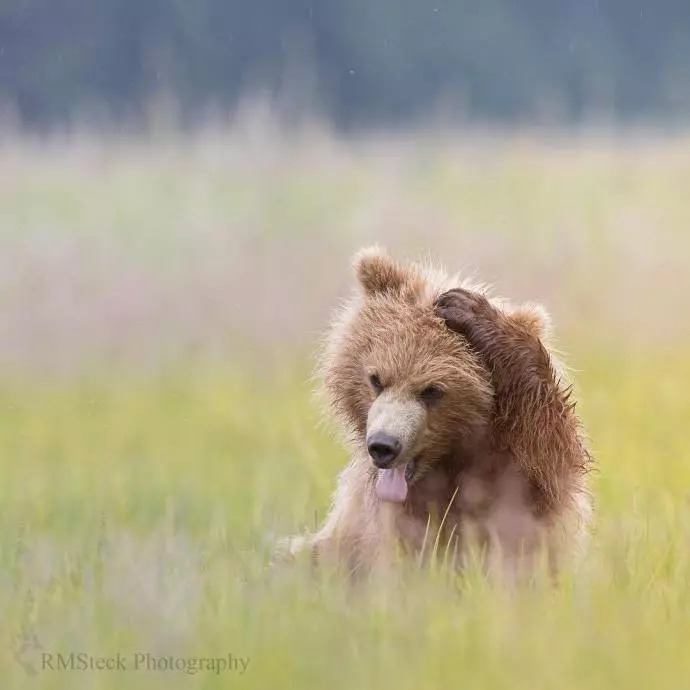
<box><xmin>2</xmin><ymin>0</ymin><xmax>690</xmax><ymax>129</ymax></box>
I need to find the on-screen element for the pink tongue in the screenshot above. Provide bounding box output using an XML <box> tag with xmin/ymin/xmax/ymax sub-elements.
<box><xmin>376</xmin><ymin>466</ymin><xmax>408</xmax><ymax>503</ymax></box>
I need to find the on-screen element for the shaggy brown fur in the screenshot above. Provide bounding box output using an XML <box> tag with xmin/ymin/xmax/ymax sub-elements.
<box><xmin>289</xmin><ymin>247</ymin><xmax>592</xmax><ymax>581</ymax></box>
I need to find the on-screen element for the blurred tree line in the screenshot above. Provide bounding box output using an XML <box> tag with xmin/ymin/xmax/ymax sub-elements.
<box><xmin>2</xmin><ymin>0</ymin><xmax>690</xmax><ymax>129</ymax></box>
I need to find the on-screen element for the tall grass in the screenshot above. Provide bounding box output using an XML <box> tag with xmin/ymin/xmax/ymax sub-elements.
<box><xmin>1</xmin><ymin>125</ymin><xmax>689</xmax><ymax>688</ymax></box>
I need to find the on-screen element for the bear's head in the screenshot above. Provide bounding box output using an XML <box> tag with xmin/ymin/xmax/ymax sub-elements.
<box><xmin>320</xmin><ymin>247</ymin><xmax>496</xmax><ymax>503</ymax></box>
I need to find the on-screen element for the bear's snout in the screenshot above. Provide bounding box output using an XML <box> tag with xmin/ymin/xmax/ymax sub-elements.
<box><xmin>366</xmin><ymin>392</ymin><xmax>426</xmax><ymax>468</ymax></box>
<box><xmin>367</xmin><ymin>432</ymin><xmax>402</xmax><ymax>468</ymax></box>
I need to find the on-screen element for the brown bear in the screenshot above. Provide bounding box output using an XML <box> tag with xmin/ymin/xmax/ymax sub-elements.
<box><xmin>289</xmin><ymin>246</ymin><xmax>592</xmax><ymax>581</ymax></box>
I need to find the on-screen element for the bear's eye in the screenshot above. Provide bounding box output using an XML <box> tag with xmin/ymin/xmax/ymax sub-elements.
<box><xmin>369</xmin><ymin>373</ymin><xmax>384</xmax><ymax>394</ymax></box>
<box><xmin>420</xmin><ymin>385</ymin><xmax>443</xmax><ymax>404</ymax></box>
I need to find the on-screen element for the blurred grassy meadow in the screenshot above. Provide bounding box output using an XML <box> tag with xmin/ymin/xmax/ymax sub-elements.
<box><xmin>1</xmin><ymin>120</ymin><xmax>690</xmax><ymax>689</ymax></box>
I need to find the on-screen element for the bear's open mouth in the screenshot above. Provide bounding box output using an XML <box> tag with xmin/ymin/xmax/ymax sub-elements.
<box><xmin>375</xmin><ymin>456</ymin><xmax>421</xmax><ymax>503</ymax></box>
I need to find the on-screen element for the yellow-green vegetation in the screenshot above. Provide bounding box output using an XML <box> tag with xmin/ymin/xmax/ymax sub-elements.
<box><xmin>1</xmin><ymin>128</ymin><xmax>689</xmax><ymax>689</ymax></box>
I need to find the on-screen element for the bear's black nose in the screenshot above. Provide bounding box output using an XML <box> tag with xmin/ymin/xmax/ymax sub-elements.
<box><xmin>367</xmin><ymin>432</ymin><xmax>402</xmax><ymax>468</ymax></box>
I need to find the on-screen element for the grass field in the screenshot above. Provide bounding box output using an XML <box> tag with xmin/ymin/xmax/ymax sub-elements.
<box><xmin>1</xmin><ymin>125</ymin><xmax>690</xmax><ymax>689</ymax></box>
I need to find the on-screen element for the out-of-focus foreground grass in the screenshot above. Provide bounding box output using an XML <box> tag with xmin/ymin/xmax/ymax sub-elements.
<box><xmin>1</xmin><ymin>125</ymin><xmax>689</xmax><ymax>689</ymax></box>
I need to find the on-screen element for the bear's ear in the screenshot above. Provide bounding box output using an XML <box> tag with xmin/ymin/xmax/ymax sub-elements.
<box><xmin>353</xmin><ymin>246</ymin><xmax>409</xmax><ymax>296</ymax></box>
<box><xmin>504</xmin><ymin>302</ymin><xmax>552</xmax><ymax>341</ymax></box>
